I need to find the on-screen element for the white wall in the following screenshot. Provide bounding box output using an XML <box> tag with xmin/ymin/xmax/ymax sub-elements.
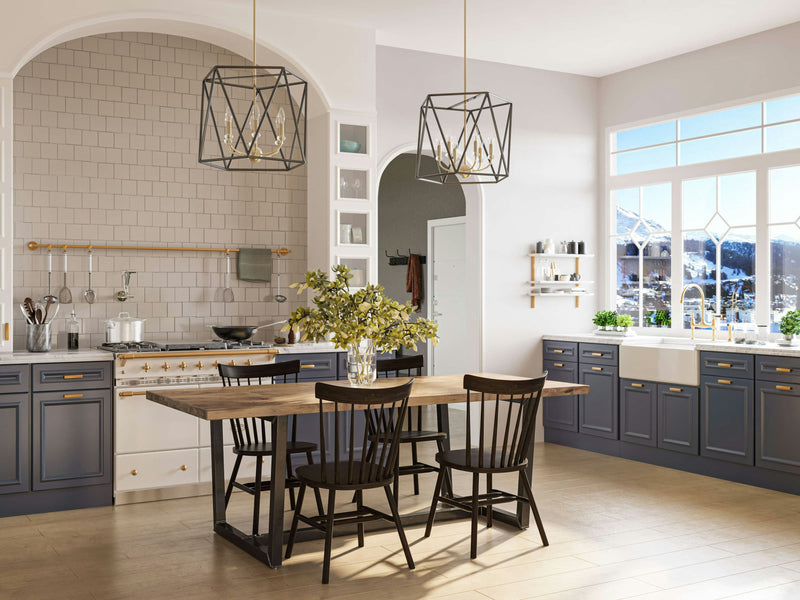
<box><xmin>377</xmin><ymin>47</ymin><xmax>599</xmax><ymax>378</ymax></box>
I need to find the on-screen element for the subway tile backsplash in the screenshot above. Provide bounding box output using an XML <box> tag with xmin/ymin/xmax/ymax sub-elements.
<box><xmin>13</xmin><ymin>32</ymin><xmax>307</xmax><ymax>350</ymax></box>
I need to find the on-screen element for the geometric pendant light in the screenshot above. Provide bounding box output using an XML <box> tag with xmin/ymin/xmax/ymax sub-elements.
<box><xmin>198</xmin><ymin>0</ymin><xmax>307</xmax><ymax>171</ymax></box>
<box><xmin>415</xmin><ymin>0</ymin><xmax>511</xmax><ymax>184</ymax></box>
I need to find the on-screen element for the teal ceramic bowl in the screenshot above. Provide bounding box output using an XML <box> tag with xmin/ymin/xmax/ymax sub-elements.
<box><xmin>339</xmin><ymin>140</ymin><xmax>362</xmax><ymax>153</ymax></box>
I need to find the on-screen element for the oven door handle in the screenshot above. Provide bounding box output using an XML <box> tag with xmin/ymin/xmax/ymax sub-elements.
<box><xmin>119</xmin><ymin>390</ymin><xmax>148</xmax><ymax>397</ymax></box>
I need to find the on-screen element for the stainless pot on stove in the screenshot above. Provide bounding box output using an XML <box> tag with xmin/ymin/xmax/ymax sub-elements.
<box><xmin>105</xmin><ymin>312</ymin><xmax>146</xmax><ymax>343</ymax></box>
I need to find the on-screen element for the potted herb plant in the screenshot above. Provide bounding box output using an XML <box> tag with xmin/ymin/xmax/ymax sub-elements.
<box><xmin>778</xmin><ymin>310</ymin><xmax>800</xmax><ymax>345</ymax></box>
<box><xmin>616</xmin><ymin>314</ymin><xmax>634</xmax><ymax>331</ymax></box>
<box><xmin>592</xmin><ymin>310</ymin><xmax>618</xmax><ymax>331</ymax></box>
<box><xmin>287</xmin><ymin>265</ymin><xmax>439</xmax><ymax>385</ymax></box>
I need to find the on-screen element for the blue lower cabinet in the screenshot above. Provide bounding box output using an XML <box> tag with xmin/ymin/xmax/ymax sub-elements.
<box><xmin>619</xmin><ymin>379</ymin><xmax>657</xmax><ymax>447</ymax></box>
<box><xmin>0</xmin><ymin>393</ymin><xmax>30</xmax><ymax>495</ymax></box>
<box><xmin>755</xmin><ymin>381</ymin><xmax>800</xmax><ymax>475</ymax></box>
<box><xmin>579</xmin><ymin>365</ymin><xmax>619</xmax><ymax>440</ymax></box>
<box><xmin>657</xmin><ymin>384</ymin><xmax>699</xmax><ymax>455</ymax></box>
<box><xmin>542</xmin><ymin>359</ymin><xmax>578</xmax><ymax>432</ymax></box>
<box><xmin>700</xmin><ymin>375</ymin><xmax>754</xmax><ymax>465</ymax></box>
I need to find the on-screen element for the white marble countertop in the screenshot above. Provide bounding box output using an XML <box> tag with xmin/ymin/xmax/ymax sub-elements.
<box><xmin>542</xmin><ymin>333</ymin><xmax>629</xmax><ymax>345</ymax></box>
<box><xmin>274</xmin><ymin>342</ymin><xmax>344</xmax><ymax>354</ymax></box>
<box><xmin>0</xmin><ymin>349</ymin><xmax>113</xmax><ymax>364</ymax></box>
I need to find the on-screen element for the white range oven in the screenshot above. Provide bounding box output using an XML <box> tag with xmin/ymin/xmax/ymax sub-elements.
<box><xmin>101</xmin><ymin>340</ymin><xmax>279</xmax><ymax>504</ymax></box>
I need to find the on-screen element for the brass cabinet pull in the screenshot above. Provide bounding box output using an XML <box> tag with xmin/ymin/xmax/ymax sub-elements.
<box><xmin>63</xmin><ymin>393</ymin><xmax>83</xmax><ymax>399</ymax></box>
<box><xmin>131</xmin><ymin>469</ymin><xmax>138</xmax><ymax>476</ymax></box>
<box><xmin>776</xmin><ymin>367</ymin><xmax>792</xmax><ymax>373</ymax></box>
<box><xmin>301</xmin><ymin>364</ymin><xmax>316</xmax><ymax>369</ymax></box>
<box><xmin>631</xmin><ymin>383</ymin><xmax>644</xmax><ymax>388</ymax></box>
<box><xmin>717</xmin><ymin>363</ymin><xmax>732</xmax><ymax>368</ymax></box>
<box><xmin>552</xmin><ymin>349</ymin><xmax>564</xmax><ymax>354</ymax></box>
<box><xmin>669</xmin><ymin>387</ymin><xmax>682</xmax><ymax>393</ymax></box>
<box><xmin>553</xmin><ymin>362</ymin><xmax>564</xmax><ymax>367</ymax></box>
<box><xmin>63</xmin><ymin>374</ymin><xmax>84</xmax><ymax>379</ymax></box>
<box><xmin>718</xmin><ymin>379</ymin><xmax>732</xmax><ymax>385</ymax></box>
<box><xmin>591</xmin><ymin>367</ymin><xmax>602</xmax><ymax>371</ymax></box>
<box><xmin>4</xmin><ymin>322</ymin><xmax>8</xmax><ymax>341</ymax></box>
<box><xmin>119</xmin><ymin>390</ymin><xmax>147</xmax><ymax>397</ymax></box>
<box><xmin>591</xmin><ymin>352</ymin><xmax>603</xmax><ymax>357</ymax></box>
<box><xmin>776</xmin><ymin>385</ymin><xmax>792</xmax><ymax>391</ymax></box>
<box><xmin>180</xmin><ymin>465</ymin><xmax>188</xmax><ymax>471</ymax></box>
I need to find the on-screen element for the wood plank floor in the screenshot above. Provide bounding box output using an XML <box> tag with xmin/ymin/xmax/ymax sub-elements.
<box><xmin>3</xmin><ymin>443</ymin><xmax>800</xmax><ymax>600</ymax></box>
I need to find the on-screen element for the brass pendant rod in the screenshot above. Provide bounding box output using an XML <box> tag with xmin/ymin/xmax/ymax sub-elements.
<box><xmin>27</xmin><ymin>241</ymin><xmax>290</xmax><ymax>256</ymax></box>
<box><xmin>463</xmin><ymin>0</ymin><xmax>467</xmax><ymax>137</ymax></box>
<box><xmin>252</xmin><ymin>0</ymin><xmax>257</xmax><ymax>105</ymax></box>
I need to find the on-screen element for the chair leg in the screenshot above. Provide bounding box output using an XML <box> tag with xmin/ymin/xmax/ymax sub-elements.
<box><xmin>286</xmin><ymin>454</ymin><xmax>296</xmax><ymax>510</ymax></box>
<box><xmin>322</xmin><ymin>489</ymin><xmax>337</xmax><ymax>584</ymax></box>
<box><xmin>356</xmin><ymin>489</ymin><xmax>364</xmax><ymax>548</ymax></box>
<box><xmin>519</xmin><ymin>470</ymin><xmax>549</xmax><ymax>547</ymax></box>
<box><xmin>252</xmin><ymin>453</ymin><xmax>263</xmax><ymax>537</ymax></box>
<box><xmin>486</xmin><ymin>473</ymin><xmax>493</xmax><ymax>529</ymax></box>
<box><xmin>306</xmin><ymin>450</ymin><xmax>324</xmax><ymax>516</ymax></box>
<box><xmin>435</xmin><ymin>438</ymin><xmax>453</xmax><ymax>498</ymax></box>
<box><xmin>411</xmin><ymin>442</ymin><xmax>420</xmax><ymax>495</ymax></box>
<box><xmin>424</xmin><ymin>464</ymin><xmax>446</xmax><ymax>538</ymax></box>
<box><xmin>383</xmin><ymin>485</ymin><xmax>415</xmax><ymax>571</ymax></box>
<box><xmin>284</xmin><ymin>482</ymin><xmax>306</xmax><ymax>559</ymax></box>
<box><xmin>224</xmin><ymin>454</ymin><xmax>243</xmax><ymax>508</ymax></box>
<box><xmin>393</xmin><ymin>458</ymin><xmax>400</xmax><ymax>505</ymax></box>
<box><xmin>470</xmin><ymin>472</ymin><xmax>479</xmax><ymax>559</ymax></box>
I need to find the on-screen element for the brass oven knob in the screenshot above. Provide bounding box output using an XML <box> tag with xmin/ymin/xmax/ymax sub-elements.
<box><xmin>162</xmin><ymin>362</ymin><xmax>170</xmax><ymax>371</ymax></box>
<box><xmin>196</xmin><ymin>361</ymin><xmax>204</xmax><ymax>370</ymax></box>
<box><xmin>212</xmin><ymin>361</ymin><xmax>219</xmax><ymax>369</ymax></box>
<box><xmin>131</xmin><ymin>469</ymin><xmax>138</xmax><ymax>476</ymax></box>
<box><xmin>229</xmin><ymin>360</ymin><xmax>236</xmax><ymax>366</ymax></box>
<box><xmin>142</xmin><ymin>363</ymin><xmax>151</xmax><ymax>373</ymax></box>
<box><xmin>245</xmin><ymin>359</ymin><xmax>253</xmax><ymax>366</ymax></box>
<box><xmin>180</xmin><ymin>465</ymin><xmax>187</xmax><ymax>471</ymax></box>
<box><xmin>179</xmin><ymin>361</ymin><xmax>187</xmax><ymax>371</ymax></box>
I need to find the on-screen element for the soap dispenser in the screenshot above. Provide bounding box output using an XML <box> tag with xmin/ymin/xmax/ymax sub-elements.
<box><xmin>67</xmin><ymin>309</ymin><xmax>80</xmax><ymax>350</ymax></box>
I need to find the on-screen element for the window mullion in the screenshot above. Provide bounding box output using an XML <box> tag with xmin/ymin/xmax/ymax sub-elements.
<box><xmin>755</xmin><ymin>166</ymin><xmax>770</xmax><ymax>331</ymax></box>
<box><xmin>671</xmin><ymin>177</ymin><xmax>682</xmax><ymax>335</ymax></box>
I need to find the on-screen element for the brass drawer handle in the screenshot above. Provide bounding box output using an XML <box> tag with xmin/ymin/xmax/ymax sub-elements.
<box><xmin>300</xmin><ymin>364</ymin><xmax>316</xmax><ymax>369</ymax></box>
<box><xmin>4</xmin><ymin>322</ymin><xmax>8</xmax><ymax>341</ymax></box>
<box><xmin>591</xmin><ymin>352</ymin><xmax>603</xmax><ymax>357</ymax></box>
<box><xmin>776</xmin><ymin>367</ymin><xmax>792</xmax><ymax>373</ymax></box>
<box><xmin>552</xmin><ymin>349</ymin><xmax>564</xmax><ymax>354</ymax></box>
<box><xmin>63</xmin><ymin>393</ymin><xmax>83</xmax><ymax>399</ymax></box>
<box><xmin>631</xmin><ymin>383</ymin><xmax>643</xmax><ymax>388</ymax></box>
<box><xmin>591</xmin><ymin>367</ymin><xmax>602</xmax><ymax>372</ymax></box>
<box><xmin>119</xmin><ymin>390</ymin><xmax>147</xmax><ymax>397</ymax></box>
<box><xmin>776</xmin><ymin>385</ymin><xmax>792</xmax><ymax>391</ymax></box>
<box><xmin>717</xmin><ymin>363</ymin><xmax>732</xmax><ymax>368</ymax></box>
<box><xmin>718</xmin><ymin>379</ymin><xmax>732</xmax><ymax>385</ymax></box>
<box><xmin>669</xmin><ymin>387</ymin><xmax>682</xmax><ymax>393</ymax></box>
<box><xmin>63</xmin><ymin>374</ymin><xmax>84</xmax><ymax>379</ymax></box>
<box><xmin>554</xmin><ymin>362</ymin><xmax>564</xmax><ymax>367</ymax></box>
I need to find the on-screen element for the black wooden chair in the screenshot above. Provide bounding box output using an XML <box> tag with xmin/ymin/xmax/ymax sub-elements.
<box><xmin>285</xmin><ymin>379</ymin><xmax>416</xmax><ymax>584</ymax></box>
<box><xmin>218</xmin><ymin>361</ymin><xmax>323</xmax><ymax>536</ymax></box>
<box><xmin>375</xmin><ymin>355</ymin><xmax>452</xmax><ymax>502</ymax></box>
<box><xmin>424</xmin><ymin>373</ymin><xmax>549</xmax><ymax>559</ymax></box>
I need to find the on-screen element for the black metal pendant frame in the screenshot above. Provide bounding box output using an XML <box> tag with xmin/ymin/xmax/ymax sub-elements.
<box><xmin>199</xmin><ymin>65</ymin><xmax>307</xmax><ymax>171</ymax></box>
<box><xmin>416</xmin><ymin>91</ymin><xmax>512</xmax><ymax>185</ymax></box>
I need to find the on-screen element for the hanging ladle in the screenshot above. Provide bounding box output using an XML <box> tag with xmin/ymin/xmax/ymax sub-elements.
<box><xmin>274</xmin><ymin>273</ymin><xmax>287</xmax><ymax>303</ymax></box>
<box><xmin>222</xmin><ymin>250</ymin><xmax>234</xmax><ymax>303</ymax></box>
<box><xmin>58</xmin><ymin>246</ymin><xmax>73</xmax><ymax>304</ymax></box>
<box><xmin>84</xmin><ymin>249</ymin><xmax>96</xmax><ymax>304</ymax></box>
<box><xmin>44</xmin><ymin>246</ymin><xmax>58</xmax><ymax>307</ymax></box>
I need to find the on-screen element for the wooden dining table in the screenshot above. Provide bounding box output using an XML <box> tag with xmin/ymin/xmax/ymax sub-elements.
<box><xmin>146</xmin><ymin>373</ymin><xmax>588</xmax><ymax>568</ymax></box>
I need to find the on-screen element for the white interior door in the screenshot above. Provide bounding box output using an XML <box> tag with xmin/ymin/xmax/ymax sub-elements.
<box><xmin>428</xmin><ymin>217</ymin><xmax>467</xmax><ymax>376</ymax></box>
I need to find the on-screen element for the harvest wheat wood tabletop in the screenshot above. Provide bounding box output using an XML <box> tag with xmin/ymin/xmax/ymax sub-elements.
<box><xmin>147</xmin><ymin>373</ymin><xmax>588</xmax><ymax>569</ymax></box>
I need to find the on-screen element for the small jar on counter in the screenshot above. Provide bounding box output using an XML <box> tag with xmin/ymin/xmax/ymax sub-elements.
<box><xmin>67</xmin><ymin>309</ymin><xmax>80</xmax><ymax>350</ymax></box>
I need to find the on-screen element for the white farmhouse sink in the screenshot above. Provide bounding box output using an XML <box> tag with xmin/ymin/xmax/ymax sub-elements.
<box><xmin>619</xmin><ymin>337</ymin><xmax>700</xmax><ymax>386</ymax></box>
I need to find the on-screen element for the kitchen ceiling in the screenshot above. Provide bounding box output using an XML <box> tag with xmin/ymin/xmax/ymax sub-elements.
<box><xmin>256</xmin><ymin>0</ymin><xmax>800</xmax><ymax>77</ymax></box>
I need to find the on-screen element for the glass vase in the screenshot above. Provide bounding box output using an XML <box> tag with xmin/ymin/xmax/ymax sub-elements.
<box><xmin>347</xmin><ymin>339</ymin><xmax>377</xmax><ymax>386</ymax></box>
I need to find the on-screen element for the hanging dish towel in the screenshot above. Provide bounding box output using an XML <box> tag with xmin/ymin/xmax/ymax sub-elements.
<box><xmin>406</xmin><ymin>253</ymin><xmax>423</xmax><ymax>311</ymax></box>
<box><xmin>237</xmin><ymin>248</ymin><xmax>273</xmax><ymax>282</ymax></box>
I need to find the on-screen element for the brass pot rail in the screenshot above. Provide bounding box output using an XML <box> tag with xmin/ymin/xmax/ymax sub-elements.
<box><xmin>27</xmin><ymin>241</ymin><xmax>290</xmax><ymax>257</ymax></box>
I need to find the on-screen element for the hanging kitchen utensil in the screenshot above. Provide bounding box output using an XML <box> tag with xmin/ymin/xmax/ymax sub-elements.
<box><xmin>44</xmin><ymin>248</ymin><xmax>58</xmax><ymax>306</ymax></box>
<box><xmin>57</xmin><ymin>247</ymin><xmax>73</xmax><ymax>304</ymax></box>
<box><xmin>222</xmin><ymin>251</ymin><xmax>234</xmax><ymax>303</ymax></box>
<box><xmin>274</xmin><ymin>273</ymin><xmax>287</xmax><ymax>303</ymax></box>
<box><xmin>84</xmin><ymin>249</ymin><xmax>96</xmax><ymax>304</ymax></box>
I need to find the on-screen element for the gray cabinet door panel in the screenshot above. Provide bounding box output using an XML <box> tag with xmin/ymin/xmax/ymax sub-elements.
<box><xmin>275</xmin><ymin>353</ymin><xmax>337</xmax><ymax>381</ymax></box>
<box><xmin>33</xmin><ymin>361</ymin><xmax>111</xmax><ymax>392</ymax></box>
<box><xmin>620</xmin><ymin>379</ymin><xmax>657</xmax><ymax>447</ymax></box>
<box><xmin>578</xmin><ymin>343</ymin><xmax>619</xmax><ymax>367</ymax></box>
<box><xmin>32</xmin><ymin>389</ymin><xmax>112</xmax><ymax>490</ymax></box>
<box><xmin>657</xmin><ymin>384</ymin><xmax>699</xmax><ymax>455</ymax></box>
<box><xmin>579</xmin><ymin>365</ymin><xmax>619</xmax><ymax>440</ymax></box>
<box><xmin>0</xmin><ymin>393</ymin><xmax>30</xmax><ymax>495</ymax></box>
<box><xmin>0</xmin><ymin>365</ymin><xmax>29</xmax><ymax>394</ymax></box>
<box><xmin>700</xmin><ymin>375</ymin><xmax>754</xmax><ymax>465</ymax></box>
<box><xmin>756</xmin><ymin>381</ymin><xmax>800</xmax><ymax>475</ymax></box>
<box><xmin>700</xmin><ymin>352</ymin><xmax>753</xmax><ymax>378</ymax></box>
<box><xmin>755</xmin><ymin>356</ymin><xmax>800</xmax><ymax>385</ymax></box>
<box><xmin>543</xmin><ymin>359</ymin><xmax>578</xmax><ymax>431</ymax></box>
<box><xmin>543</xmin><ymin>341</ymin><xmax>578</xmax><ymax>362</ymax></box>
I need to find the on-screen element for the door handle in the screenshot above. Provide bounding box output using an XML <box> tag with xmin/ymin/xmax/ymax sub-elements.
<box><xmin>669</xmin><ymin>387</ymin><xmax>682</xmax><ymax>393</ymax></box>
<box><xmin>631</xmin><ymin>383</ymin><xmax>643</xmax><ymax>388</ymax></box>
<box><xmin>776</xmin><ymin>367</ymin><xmax>792</xmax><ymax>373</ymax></box>
<box><xmin>553</xmin><ymin>362</ymin><xmax>564</xmax><ymax>367</ymax></box>
<box><xmin>591</xmin><ymin>367</ymin><xmax>602</xmax><ymax>371</ymax></box>
<box><xmin>717</xmin><ymin>363</ymin><xmax>732</xmax><ymax>368</ymax></box>
<box><xmin>776</xmin><ymin>385</ymin><xmax>792</xmax><ymax>391</ymax></box>
<box><xmin>717</xmin><ymin>379</ymin><xmax>731</xmax><ymax>385</ymax></box>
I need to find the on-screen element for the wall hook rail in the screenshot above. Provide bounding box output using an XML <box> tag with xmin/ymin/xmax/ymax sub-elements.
<box><xmin>27</xmin><ymin>241</ymin><xmax>291</xmax><ymax>257</ymax></box>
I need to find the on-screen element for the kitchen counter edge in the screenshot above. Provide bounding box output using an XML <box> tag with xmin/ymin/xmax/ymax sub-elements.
<box><xmin>0</xmin><ymin>349</ymin><xmax>113</xmax><ymax>364</ymax></box>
